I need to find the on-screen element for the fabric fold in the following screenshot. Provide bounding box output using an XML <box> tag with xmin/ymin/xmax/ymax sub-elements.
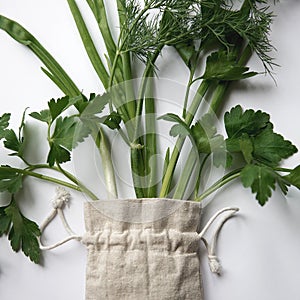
<box><xmin>84</xmin><ymin>198</ymin><xmax>203</xmax><ymax>300</ymax></box>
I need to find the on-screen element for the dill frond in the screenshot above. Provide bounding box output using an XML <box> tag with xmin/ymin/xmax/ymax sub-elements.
<box><xmin>120</xmin><ymin>0</ymin><xmax>276</xmax><ymax>73</ymax></box>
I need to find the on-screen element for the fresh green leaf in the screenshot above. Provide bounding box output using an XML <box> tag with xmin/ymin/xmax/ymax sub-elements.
<box><xmin>47</xmin><ymin>116</ymin><xmax>90</xmax><ymax>166</ymax></box>
<box><xmin>51</xmin><ymin>116</ymin><xmax>90</xmax><ymax>150</ymax></box>
<box><xmin>48</xmin><ymin>95</ymin><xmax>83</xmax><ymax>120</ymax></box>
<box><xmin>47</xmin><ymin>143</ymin><xmax>71</xmax><ymax>167</ymax></box>
<box><xmin>224</xmin><ymin>105</ymin><xmax>297</xmax><ymax>167</ymax></box>
<box><xmin>158</xmin><ymin>113</ymin><xmax>191</xmax><ymax>137</ymax></box>
<box><xmin>79</xmin><ymin>93</ymin><xmax>109</xmax><ymax>116</ymax></box>
<box><xmin>29</xmin><ymin>109</ymin><xmax>52</xmax><ymax>124</ymax></box>
<box><xmin>284</xmin><ymin>165</ymin><xmax>300</xmax><ymax>190</ymax></box>
<box><xmin>240</xmin><ymin>164</ymin><xmax>277</xmax><ymax>205</ymax></box>
<box><xmin>276</xmin><ymin>175</ymin><xmax>290</xmax><ymax>196</ymax></box>
<box><xmin>174</xmin><ymin>40</ymin><xmax>196</xmax><ymax>69</ymax></box>
<box><xmin>4</xmin><ymin>200</ymin><xmax>41</xmax><ymax>263</ymax></box>
<box><xmin>191</xmin><ymin>114</ymin><xmax>224</xmax><ymax>153</ymax></box>
<box><xmin>103</xmin><ymin>111</ymin><xmax>122</xmax><ymax>130</ymax></box>
<box><xmin>213</xmin><ymin>149</ymin><xmax>232</xmax><ymax>168</ymax></box>
<box><xmin>30</xmin><ymin>95</ymin><xmax>86</xmax><ymax>124</ymax></box>
<box><xmin>238</xmin><ymin>135</ymin><xmax>253</xmax><ymax>164</ymax></box>
<box><xmin>202</xmin><ymin>51</ymin><xmax>257</xmax><ymax>81</ymax></box>
<box><xmin>3</xmin><ymin>108</ymin><xmax>27</xmax><ymax>157</ymax></box>
<box><xmin>253</xmin><ymin>128</ymin><xmax>298</xmax><ymax>166</ymax></box>
<box><xmin>0</xmin><ymin>113</ymin><xmax>10</xmax><ymax>140</ymax></box>
<box><xmin>48</xmin><ymin>96</ymin><xmax>70</xmax><ymax>120</ymax></box>
<box><xmin>0</xmin><ymin>166</ymin><xmax>23</xmax><ymax>193</ymax></box>
<box><xmin>0</xmin><ymin>206</ymin><xmax>11</xmax><ymax>236</ymax></box>
<box><xmin>169</xmin><ymin>124</ymin><xmax>190</xmax><ymax>138</ymax></box>
<box><xmin>226</xmin><ymin>133</ymin><xmax>254</xmax><ymax>163</ymax></box>
<box><xmin>3</xmin><ymin>129</ymin><xmax>24</xmax><ymax>156</ymax></box>
<box><xmin>225</xmin><ymin>105</ymin><xmax>270</xmax><ymax>138</ymax></box>
<box><xmin>199</xmin><ymin>1</ymin><xmax>275</xmax><ymax>73</ymax></box>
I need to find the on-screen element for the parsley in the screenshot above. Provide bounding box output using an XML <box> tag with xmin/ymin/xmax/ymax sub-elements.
<box><xmin>0</xmin><ymin>166</ymin><xmax>23</xmax><ymax>193</ymax></box>
<box><xmin>202</xmin><ymin>51</ymin><xmax>257</xmax><ymax>81</ymax></box>
<box><xmin>284</xmin><ymin>166</ymin><xmax>300</xmax><ymax>190</ymax></box>
<box><xmin>240</xmin><ymin>164</ymin><xmax>288</xmax><ymax>206</ymax></box>
<box><xmin>47</xmin><ymin>116</ymin><xmax>90</xmax><ymax>166</ymax></box>
<box><xmin>224</xmin><ymin>105</ymin><xmax>298</xmax><ymax>205</ymax></box>
<box><xmin>191</xmin><ymin>114</ymin><xmax>224</xmax><ymax>154</ymax></box>
<box><xmin>0</xmin><ymin>113</ymin><xmax>10</xmax><ymax>139</ymax></box>
<box><xmin>1</xmin><ymin>198</ymin><xmax>41</xmax><ymax>263</ymax></box>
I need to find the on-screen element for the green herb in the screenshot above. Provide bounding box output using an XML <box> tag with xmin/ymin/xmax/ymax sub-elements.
<box><xmin>0</xmin><ymin>0</ymin><xmax>299</xmax><ymax>264</ymax></box>
<box><xmin>0</xmin><ymin>198</ymin><xmax>41</xmax><ymax>263</ymax></box>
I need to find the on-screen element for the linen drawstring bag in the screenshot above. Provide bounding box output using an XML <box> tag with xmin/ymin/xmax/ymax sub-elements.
<box><xmin>40</xmin><ymin>187</ymin><xmax>238</xmax><ymax>300</ymax></box>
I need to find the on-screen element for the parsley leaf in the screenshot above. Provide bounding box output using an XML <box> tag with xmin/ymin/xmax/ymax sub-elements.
<box><xmin>79</xmin><ymin>93</ymin><xmax>109</xmax><ymax>116</ymax></box>
<box><xmin>103</xmin><ymin>111</ymin><xmax>122</xmax><ymax>130</ymax></box>
<box><xmin>225</xmin><ymin>105</ymin><xmax>270</xmax><ymax>138</ymax></box>
<box><xmin>0</xmin><ymin>166</ymin><xmax>23</xmax><ymax>193</ymax></box>
<box><xmin>191</xmin><ymin>113</ymin><xmax>224</xmax><ymax>153</ymax></box>
<box><xmin>48</xmin><ymin>95</ymin><xmax>82</xmax><ymax>120</ymax></box>
<box><xmin>224</xmin><ymin>105</ymin><xmax>298</xmax><ymax>204</ymax></box>
<box><xmin>48</xmin><ymin>96</ymin><xmax>70</xmax><ymax>120</ymax></box>
<box><xmin>284</xmin><ymin>165</ymin><xmax>300</xmax><ymax>190</ymax></box>
<box><xmin>47</xmin><ymin>116</ymin><xmax>90</xmax><ymax>166</ymax></box>
<box><xmin>0</xmin><ymin>113</ymin><xmax>10</xmax><ymax>139</ymax></box>
<box><xmin>2</xmin><ymin>199</ymin><xmax>41</xmax><ymax>263</ymax></box>
<box><xmin>174</xmin><ymin>40</ymin><xmax>196</xmax><ymax>69</ymax></box>
<box><xmin>253</xmin><ymin>128</ymin><xmax>298</xmax><ymax>167</ymax></box>
<box><xmin>30</xmin><ymin>94</ymin><xmax>90</xmax><ymax>124</ymax></box>
<box><xmin>224</xmin><ymin>105</ymin><xmax>297</xmax><ymax>166</ymax></box>
<box><xmin>240</xmin><ymin>164</ymin><xmax>278</xmax><ymax>205</ymax></box>
<box><xmin>202</xmin><ymin>51</ymin><xmax>257</xmax><ymax>81</ymax></box>
<box><xmin>0</xmin><ymin>206</ymin><xmax>11</xmax><ymax>236</ymax></box>
<box><xmin>29</xmin><ymin>109</ymin><xmax>52</xmax><ymax>124</ymax></box>
<box><xmin>158</xmin><ymin>113</ymin><xmax>191</xmax><ymax>137</ymax></box>
<box><xmin>3</xmin><ymin>129</ymin><xmax>24</xmax><ymax>156</ymax></box>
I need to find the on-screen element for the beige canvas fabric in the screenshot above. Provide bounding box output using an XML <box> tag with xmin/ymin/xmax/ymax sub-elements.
<box><xmin>39</xmin><ymin>190</ymin><xmax>238</xmax><ymax>299</ymax></box>
<box><xmin>82</xmin><ymin>198</ymin><xmax>203</xmax><ymax>300</ymax></box>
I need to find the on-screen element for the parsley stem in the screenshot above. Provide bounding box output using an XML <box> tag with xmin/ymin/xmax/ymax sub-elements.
<box><xmin>159</xmin><ymin>80</ymin><xmax>210</xmax><ymax>198</ymax></box>
<box><xmin>193</xmin><ymin>154</ymin><xmax>210</xmax><ymax>200</ymax></box>
<box><xmin>56</xmin><ymin>163</ymin><xmax>99</xmax><ymax>200</ymax></box>
<box><xmin>182</xmin><ymin>69</ymin><xmax>196</xmax><ymax>119</ymax></box>
<box><xmin>1</xmin><ymin>166</ymin><xmax>98</xmax><ymax>200</ymax></box>
<box><xmin>274</xmin><ymin>167</ymin><xmax>293</xmax><ymax>173</ymax></box>
<box><xmin>195</xmin><ymin>169</ymin><xmax>241</xmax><ymax>202</ymax></box>
<box><xmin>26</xmin><ymin>164</ymin><xmax>98</xmax><ymax>200</ymax></box>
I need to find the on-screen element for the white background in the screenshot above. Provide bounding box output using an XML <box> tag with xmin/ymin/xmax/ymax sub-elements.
<box><xmin>1</xmin><ymin>1</ymin><xmax>300</xmax><ymax>299</ymax></box>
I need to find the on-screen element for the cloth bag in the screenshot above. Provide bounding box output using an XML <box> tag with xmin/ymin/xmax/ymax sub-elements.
<box><xmin>39</xmin><ymin>188</ymin><xmax>238</xmax><ymax>300</ymax></box>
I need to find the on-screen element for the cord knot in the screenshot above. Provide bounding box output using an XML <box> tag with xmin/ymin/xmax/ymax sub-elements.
<box><xmin>208</xmin><ymin>255</ymin><xmax>222</xmax><ymax>275</ymax></box>
<box><xmin>52</xmin><ymin>187</ymin><xmax>71</xmax><ymax>209</ymax></box>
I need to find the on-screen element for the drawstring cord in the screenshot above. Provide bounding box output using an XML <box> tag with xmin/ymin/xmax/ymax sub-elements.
<box><xmin>39</xmin><ymin>187</ymin><xmax>82</xmax><ymax>251</ymax></box>
<box><xmin>199</xmin><ymin>207</ymin><xmax>239</xmax><ymax>275</ymax></box>
<box><xmin>39</xmin><ymin>188</ymin><xmax>239</xmax><ymax>276</ymax></box>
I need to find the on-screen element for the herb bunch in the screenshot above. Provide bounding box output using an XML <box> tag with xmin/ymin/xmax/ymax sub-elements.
<box><xmin>0</xmin><ymin>0</ymin><xmax>299</xmax><ymax>264</ymax></box>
